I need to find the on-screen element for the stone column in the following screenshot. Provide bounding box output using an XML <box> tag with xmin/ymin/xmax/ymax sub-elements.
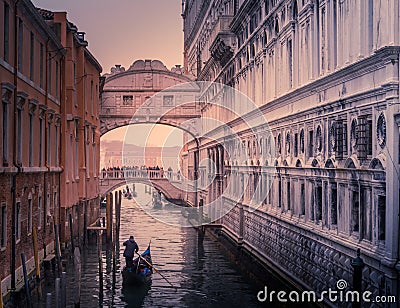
<box><xmin>384</xmin><ymin>111</ymin><xmax>400</xmax><ymax>261</ymax></box>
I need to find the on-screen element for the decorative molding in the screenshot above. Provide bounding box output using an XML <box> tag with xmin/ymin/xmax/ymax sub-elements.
<box><xmin>376</xmin><ymin>113</ymin><xmax>386</xmax><ymax>149</ymax></box>
<box><xmin>47</xmin><ymin>109</ymin><xmax>55</xmax><ymax>123</ymax></box>
<box><xmin>38</xmin><ymin>104</ymin><xmax>47</xmax><ymax>119</ymax></box>
<box><xmin>28</xmin><ymin>98</ymin><xmax>39</xmax><ymax>115</ymax></box>
<box><xmin>1</xmin><ymin>82</ymin><xmax>15</xmax><ymax>103</ymax></box>
<box><xmin>16</xmin><ymin>91</ymin><xmax>28</xmax><ymax>110</ymax></box>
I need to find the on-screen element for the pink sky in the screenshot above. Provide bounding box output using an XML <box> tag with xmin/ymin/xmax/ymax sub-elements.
<box><xmin>32</xmin><ymin>0</ymin><xmax>185</xmax><ymax>147</ymax></box>
<box><xmin>32</xmin><ymin>0</ymin><xmax>184</xmax><ymax>73</ymax></box>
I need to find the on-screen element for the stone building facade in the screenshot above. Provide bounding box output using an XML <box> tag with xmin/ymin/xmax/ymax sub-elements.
<box><xmin>0</xmin><ymin>0</ymin><xmax>65</xmax><ymax>298</ymax></box>
<box><xmin>182</xmin><ymin>0</ymin><xmax>400</xmax><ymax>302</ymax></box>
<box><xmin>38</xmin><ymin>10</ymin><xmax>103</xmax><ymax>247</ymax></box>
<box><xmin>0</xmin><ymin>0</ymin><xmax>101</xmax><ymax>301</ymax></box>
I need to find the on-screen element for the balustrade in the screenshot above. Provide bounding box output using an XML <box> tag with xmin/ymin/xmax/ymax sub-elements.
<box><xmin>100</xmin><ymin>167</ymin><xmax>181</xmax><ymax>182</ymax></box>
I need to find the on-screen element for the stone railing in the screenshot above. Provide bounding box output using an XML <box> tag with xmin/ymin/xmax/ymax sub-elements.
<box><xmin>100</xmin><ymin>169</ymin><xmax>182</xmax><ymax>182</ymax></box>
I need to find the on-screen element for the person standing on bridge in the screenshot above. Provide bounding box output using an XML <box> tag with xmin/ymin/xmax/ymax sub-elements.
<box><xmin>123</xmin><ymin>235</ymin><xmax>139</xmax><ymax>269</ymax></box>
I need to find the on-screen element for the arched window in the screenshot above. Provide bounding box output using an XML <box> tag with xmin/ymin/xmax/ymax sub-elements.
<box><xmin>275</xmin><ymin>19</ymin><xmax>279</xmax><ymax>36</ymax></box>
<box><xmin>292</xmin><ymin>0</ymin><xmax>298</xmax><ymax>20</ymax></box>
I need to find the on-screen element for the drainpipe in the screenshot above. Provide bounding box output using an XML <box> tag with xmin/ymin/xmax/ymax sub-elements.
<box><xmin>42</xmin><ymin>38</ymin><xmax>50</xmax><ymax>249</ymax></box>
<box><xmin>10</xmin><ymin>0</ymin><xmax>21</xmax><ymax>296</ymax></box>
<box><xmin>57</xmin><ymin>54</ymin><xmax>65</xmax><ymax>249</ymax></box>
<box><xmin>83</xmin><ymin>120</ymin><xmax>88</xmax><ymax>246</ymax></box>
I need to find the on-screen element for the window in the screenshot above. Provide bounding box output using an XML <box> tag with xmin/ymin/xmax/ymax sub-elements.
<box><xmin>53</xmin><ymin>192</ymin><xmax>57</xmax><ymax>217</ymax></box>
<box><xmin>367</xmin><ymin>120</ymin><xmax>373</xmax><ymax>155</ymax></box>
<box><xmin>122</xmin><ymin>95</ymin><xmax>133</xmax><ymax>106</ymax></box>
<box><xmin>27</xmin><ymin>199</ymin><xmax>32</xmax><ymax>235</ymax></box>
<box><xmin>278</xmin><ymin>179</ymin><xmax>282</xmax><ymax>207</ymax></box>
<box><xmin>300</xmin><ymin>183</ymin><xmax>305</xmax><ymax>215</ymax></box>
<box><xmin>294</xmin><ymin>133</ymin><xmax>298</xmax><ymax>157</ymax></box>
<box><xmin>95</xmin><ymin>85</ymin><xmax>98</xmax><ymax>114</ymax></box>
<box><xmin>30</xmin><ymin>32</ymin><xmax>34</xmax><ymax>80</ymax></box>
<box><xmin>351</xmin><ymin>191</ymin><xmax>360</xmax><ymax>233</ymax></box>
<box><xmin>46</xmin><ymin>193</ymin><xmax>51</xmax><ymax>225</ymax></box>
<box><xmin>361</xmin><ymin>188</ymin><xmax>371</xmax><ymax>240</ymax></box>
<box><xmin>55</xmin><ymin>124</ymin><xmax>59</xmax><ymax>167</ymax></box>
<box><xmin>2</xmin><ymin>101</ymin><xmax>9</xmax><ymax>165</ymax></box>
<box><xmin>316</xmin><ymin>186</ymin><xmax>322</xmax><ymax>221</ymax></box>
<box><xmin>93</xmin><ymin>143</ymin><xmax>96</xmax><ymax>177</ymax></box>
<box><xmin>90</xmin><ymin>80</ymin><xmax>94</xmax><ymax>115</ymax></box>
<box><xmin>288</xmin><ymin>39</ymin><xmax>293</xmax><ymax>88</ymax></box>
<box><xmin>39</xmin><ymin>118</ymin><xmax>43</xmax><ymax>166</ymax></box>
<box><xmin>16</xmin><ymin>201</ymin><xmax>21</xmax><ymax>240</ymax></box>
<box><xmin>331</xmin><ymin>184</ymin><xmax>338</xmax><ymax>225</ymax></box>
<box><xmin>163</xmin><ymin>96</ymin><xmax>174</xmax><ymax>106</ymax></box>
<box><xmin>48</xmin><ymin>57</ymin><xmax>52</xmax><ymax>94</ymax></box>
<box><xmin>17</xmin><ymin>109</ymin><xmax>22</xmax><ymax>164</ymax></box>
<box><xmin>73</xmin><ymin>62</ymin><xmax>76</xmax><ymax>88</ymax></box>
<box><xmin>39</xmin><ymin>43</ymin><xmax>44</xmax><ymax>88</ymax></box>
<box><xmin>308</xmin><ymin>130</ymin><xmax>314</xmax><ymax>158</ymax></box>
<box><xmin>378</xmin><ymin>195</ymin><xmax>386</xmax><ymax>241</ymax></box>
<box><xmin>3</xmin><ymin>3</ymin><xmax>9</xmax><ymax>62</ymax></box>
<box><xmin>75</xmin><ymin>122</ymin><xmax>79</xmax><ymax>177</ymax></box>
<box><xmin>18</xmin><ymin>19</ymin><xmax>23</xmax><ymax>72</ymax></box>
<box><xmin>55</xmin><ymin>61</ymin><xmax>59</xmax><ymax>99</ymax></box>
<box><xmin>0</xmin><ymin>203</ymin><xmax>6</xmax><ymax>248</ymax></box>
<box><xmin>29</xmin><ymin>113</ymin><xmax>33</xmax><ymax>166</ymax></box>
<box><xmin>286</xmin><ymin>181</ymin><xmax>291</xmax><ymax>210</ymax></box>
<box><xmin>47</xmin><ymin>121</ymin><xmax>51</xmax><ymax>166</ymax></box>
<box><xmin>38</xmin><ymin>195</ymin><xmax>42</xmax><ymax>228</ymax></box>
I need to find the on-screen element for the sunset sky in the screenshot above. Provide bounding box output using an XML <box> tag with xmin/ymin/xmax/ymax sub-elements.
<box><xmin>32</xmin><ymin>0</ymin><xmax>184</xmax><ymax>73</ymax></box>
<box><xmin>32</xmin><ymin>0</ymin><xmax>184</xmax><ymax>147</ymax></box>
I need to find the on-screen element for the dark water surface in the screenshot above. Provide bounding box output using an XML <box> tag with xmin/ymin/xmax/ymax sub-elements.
<box><xmin>33</xmin><ymin>184</ymin><xmax>290</xmax><ymax>307</ymax></box>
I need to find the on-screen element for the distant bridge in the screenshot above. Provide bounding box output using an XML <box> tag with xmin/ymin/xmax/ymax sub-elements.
<box><xmin>99</xmin><ymin>169</ymin><xmax>193</xmax><ymax>204</ymax></box>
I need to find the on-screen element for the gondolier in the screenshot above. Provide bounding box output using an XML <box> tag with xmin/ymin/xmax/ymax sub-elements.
<box><xmin>122</xmin><ymin>242</ymin><xmax>153</xmax><ymax>285</ymax></box>
<box><xmin>123</xmin><ymin>235</ymin><xmax>139</xmax><ymax>268</ymax></box>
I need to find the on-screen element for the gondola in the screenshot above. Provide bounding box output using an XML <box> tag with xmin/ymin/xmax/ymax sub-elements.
<box><xmin>122</xmin><ymin>244</ymin><xmax>153</xmax><ymax>286</ymax></box>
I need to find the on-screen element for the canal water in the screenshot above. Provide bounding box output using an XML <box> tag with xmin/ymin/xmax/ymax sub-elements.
<box><xmin>33</xmin><ymin>183</ymin><xmax>292</xmax><ymax>307</ymax></box>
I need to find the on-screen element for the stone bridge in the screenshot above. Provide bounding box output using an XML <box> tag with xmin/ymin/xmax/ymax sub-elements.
<box><xmin>100</xmin><ymin>60</ymin><xmax>201</xmax><ymax>137</ymax></box>
<box><xmin>99</xmin><ymin>169</ymin><xmax>193</xmax><ymax>205</ymax></box>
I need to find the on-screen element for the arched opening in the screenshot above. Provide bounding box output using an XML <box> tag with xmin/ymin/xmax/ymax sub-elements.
<box><xmin>325</xmin><ymin>158</ymin><xmax>336</xmax><ymax>168</ymax></box>
<box><xmin>311</xmin><ymin>158</ymin><xmax>320</xmax><ymax>168</ymax></box>
<box><xmin>292</xmin><ymin>0</ymin><xmax>298</xmax><ymax>20</ymax></box>
<box><xmin>100</xmin><ymin>123</ymin><xmax>183</xmax><ymax>171</ymax></box>
<box><xmin>369</xmin><ymin>156</ymin><xmax>385</xmax><ymax>170</ymax></box>
<box><xmin>344</xmin><ymin>156</ymin><xmax>359</xmax><ymax>169</ymax></box>
<box><xmin>275</xmin><ymin>19</ymin><xmax>280</xmax><ymax>36</ymax></box>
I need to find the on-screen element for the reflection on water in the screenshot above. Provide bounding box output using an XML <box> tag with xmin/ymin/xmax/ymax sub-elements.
<box><xmin>33</xmin><ymin>183</ymin><xmax>289</xmax><ymax>307</ymax></box>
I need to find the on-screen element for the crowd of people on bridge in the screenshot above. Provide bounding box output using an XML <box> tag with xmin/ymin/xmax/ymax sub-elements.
<box><xmin>101</xmin><ymin>165</ymin><xmax>170</xmax><ymax>179</ymax></box>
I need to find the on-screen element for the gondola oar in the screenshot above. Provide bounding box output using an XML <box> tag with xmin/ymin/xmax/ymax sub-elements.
<box><xmin>135</xmin><ymin>252</ymin><xmax>177</xmax><ymax>291</ymax></box>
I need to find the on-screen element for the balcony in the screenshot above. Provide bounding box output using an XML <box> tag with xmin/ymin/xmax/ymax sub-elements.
<box><xmin>209</xmin><ymin>16</ymin><xmax>236</xmax><ymax>67</ymax></box>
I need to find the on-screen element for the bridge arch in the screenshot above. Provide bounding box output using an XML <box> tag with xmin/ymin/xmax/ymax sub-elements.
<box><xmin>100</xmin><ymin>178</ymin><xmax>180</xmax><ymax>200</ymax></box>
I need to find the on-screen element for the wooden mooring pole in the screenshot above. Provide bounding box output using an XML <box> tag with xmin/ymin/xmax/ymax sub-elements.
<box><xmin>46</xmin><ymin>293</ymin><xmax>52</xmax><ymax>308</ymax></box>
<box><xmin>106</xmin><ymin>193</ymin><xmax>113</xmax><ymax>246</ymax></box>
<box><xmin>69</xmin><ymin>213</ymin><xmax>75</xmax><ymax>253</ymax></box>
<box><xmin>0</xmin><ymin>280</ymin><xmax>3</xmax><ymax>308</ymax></box>
<box><xmin>61</xmin><ymin>272</ymin><xmax>67</xmax><ymax>308</ymax></box>
<box><xmin>97</xmin><ymin>230</ymin><xmax>104</xmax><ymax>306</ymax></box>
<box><xmin>112</xmin><ymin>191</ymin><xmax>119</xmax><ymax>290</ymax></box>
<box><xmin>32</xmin><ymin>226</ymin><xmax>40</xmax><ymax>280</ymax></box>
<box><xmin>21</xmin><ymin>253</ymin><xmax>32</xmax><ymax>308</ymax></box>
<box><xmin>116</xmin><ymin>190</ymin><xmax>121</xmax><ymax>244</ymax></box>
<box><xmin>54</xmin><ymin>224</ymin><xmax>62</xmax><ymax>276</ymax></box>
<box><xmin>55</xmin><ymin>277</ymin><xmax>60</xmax><ymax>308</ymax></box>
<box><xmin>74</xmin><ymin>247</ymin><xmax>81</xmax><ymax>307</ymax></box>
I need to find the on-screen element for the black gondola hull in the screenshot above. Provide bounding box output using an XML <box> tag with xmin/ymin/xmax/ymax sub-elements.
<box><xmin>122</xmin><ymin>267</ymin><xmax>151</xmax><ymax>286</ymax></box>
